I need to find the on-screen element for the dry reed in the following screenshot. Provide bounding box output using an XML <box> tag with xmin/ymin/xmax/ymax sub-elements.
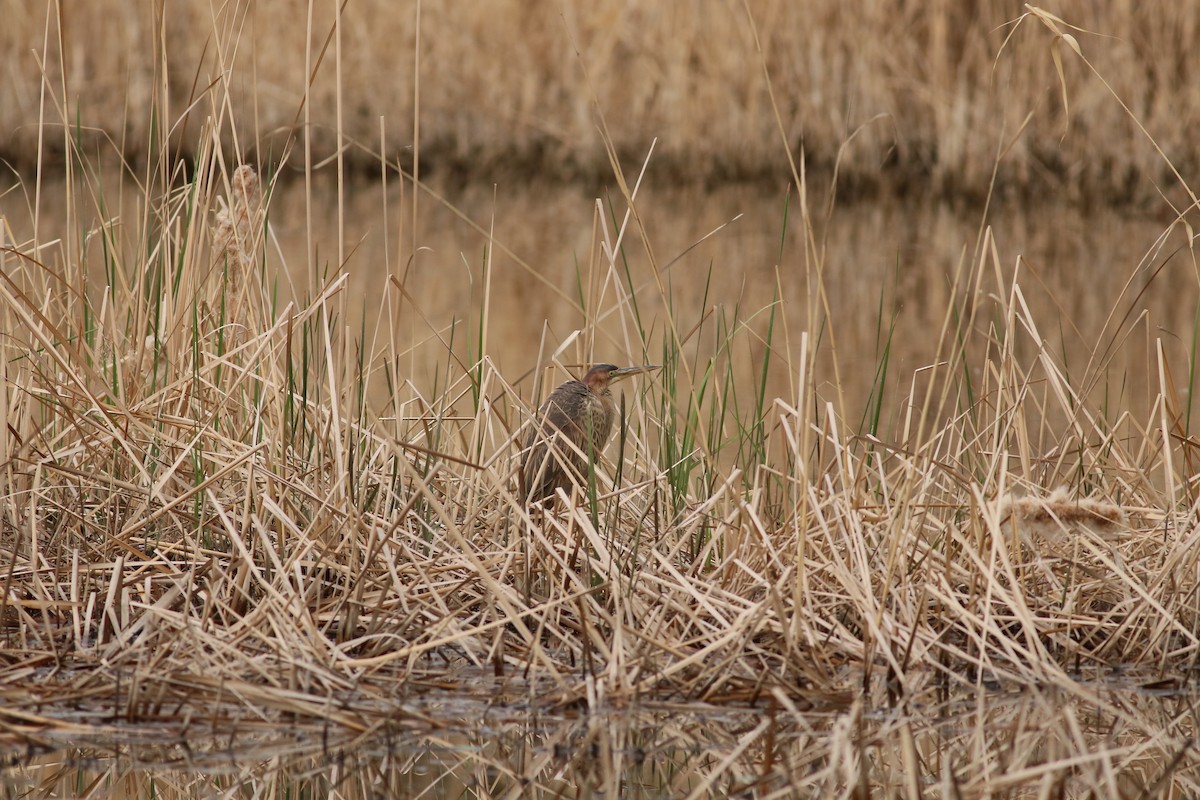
<box><xmin>1</xmin><ymin>2</ymin><xmax>1200</xmax><ymax>796</ymax></box>
<box><xmin>3</xmin><ymin>2</ymin><xmax>1200</xmax><ymax>201</ymax></box>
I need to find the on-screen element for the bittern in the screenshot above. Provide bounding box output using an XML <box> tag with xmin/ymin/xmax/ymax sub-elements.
<box><xmin>519</xmin><ymin>364</ymin><xmax>660</xmax><ymax>506</ymax></box>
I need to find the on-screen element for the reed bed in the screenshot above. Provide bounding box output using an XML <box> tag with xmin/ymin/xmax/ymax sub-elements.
<box><xmin>3</xmin><ymin>1</ymin><xmax>1200</xmax><ymax>201</ymax></box>
<box><xmin>4</xmin><ymin>147</ymin><xmax>1191</xmax><ymax>709</ymax></box>
<box><xmin>2</xmin><ymin>2</ymin><xmax>1200</xmax><ymax>796</ymax></box>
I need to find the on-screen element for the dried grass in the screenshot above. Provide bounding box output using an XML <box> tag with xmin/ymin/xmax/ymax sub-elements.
<box><xmin>2</xmin><ymin>2</ymin><xmax>1200</xmax><ymax>796</ymax></box>
<box><xmin>2</xmin><ymin>2</ymin><xmax>1200</xmax><ymax>200</ymax></box>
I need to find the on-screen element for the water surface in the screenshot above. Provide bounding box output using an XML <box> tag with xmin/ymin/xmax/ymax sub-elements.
<box><xmin>3</xmin><ymin>671</ymin><xmax>1196</xmax><ymax>797</ymax></box>
<box><xmin>4</xmin><ymin>175</ymin><xmax>1193</xmax><ymax>429</ymax></box>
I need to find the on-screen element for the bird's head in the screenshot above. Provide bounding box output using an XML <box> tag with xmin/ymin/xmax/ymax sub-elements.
<box><xmin>583</xmin><ymin>363</ymin><xmax>660</xmax><ymax>392</ymax></box>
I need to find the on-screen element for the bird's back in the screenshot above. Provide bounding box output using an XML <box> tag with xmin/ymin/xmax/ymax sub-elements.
<box><xmin>520</xmin><ymin>380</ymin><xmax>613</xmax><ymax>505</ymax></box>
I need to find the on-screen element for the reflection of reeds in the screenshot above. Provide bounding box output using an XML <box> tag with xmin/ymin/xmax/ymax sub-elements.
<box><xmin>2</xmin><ymin>2</ymin><xmax>1200</xmax><ymax>796</ymax></box>
<box><xmin>4</xmin><ymin>682</ymin><xmax>1196</xmax><ymax>796</ymax></box>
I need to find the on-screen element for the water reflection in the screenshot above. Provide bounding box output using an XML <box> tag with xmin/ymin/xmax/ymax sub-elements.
<box><xmin>3</xmin><ymin>174</ymin><xmax>1193</xmax><ymax>425</ymax></box>
<box><xmin>286</xmin><ymin>178</ymin><xmax>1196</xmax><ymax>422</ymax></box>
<box><xmin>3</xmin><ymin>677</ymin><xmax>1198</xmax><ymax>797</ymax></box>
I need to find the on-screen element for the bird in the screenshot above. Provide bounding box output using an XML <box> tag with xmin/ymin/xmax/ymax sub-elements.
<box><xmin>519</xmin><ymin>363</ymin><xmax>660</xmax><ymax>506</ymax></box>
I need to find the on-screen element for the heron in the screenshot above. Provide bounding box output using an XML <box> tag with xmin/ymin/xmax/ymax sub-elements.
<box><xmin>519</xmin><ymin>364</ymin><xmax>660</xmax><ymax>506</ymax></box>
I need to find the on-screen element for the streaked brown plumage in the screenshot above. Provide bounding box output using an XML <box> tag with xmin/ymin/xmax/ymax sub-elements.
<box><xmin>519</xmin><ymin>364</ymin><xmax>659</xmax><ymax>506</ymax></box>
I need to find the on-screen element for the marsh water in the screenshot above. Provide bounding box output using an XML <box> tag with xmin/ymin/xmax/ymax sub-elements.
<box><xmin>3</xmin><ymin>177</ymin><xmax>1200</xmax><ymax>796</ymax></box>
<box><xmin>274</xmin><ymin>179</ymin><xmax>1195</xmax><ymax>424</ymax></box>
<box><xmin>2</xmin><ymin>669</ymin><xmax>1196</xmax><ymax>797</ymax></box>
<box><xmin>4</xmin><ymin>175</ymin><xmax>1195</xmax><ymax>423</ymax></box>
<box><xmin>1</xmin><ymin>662</ymin><xmax>1197</xmax><ymax>798</ymax></box>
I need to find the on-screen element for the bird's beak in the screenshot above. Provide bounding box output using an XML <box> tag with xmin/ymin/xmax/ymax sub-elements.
<box><xmin>609</xmin><ymin>364</ymin><xmax>661</xmax><ymax>382</ymax></box>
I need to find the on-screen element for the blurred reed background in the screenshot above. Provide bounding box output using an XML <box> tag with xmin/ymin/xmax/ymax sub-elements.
<box><xmin>2</xmin><ymin>1</ymin><xmax>1198</xmax><ymax>202</ymax></box>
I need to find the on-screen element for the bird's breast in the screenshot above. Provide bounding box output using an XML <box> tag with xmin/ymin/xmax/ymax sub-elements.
<box><xmin>580</xmin><ymin>393</ymin><xmax>615</xmax><ymax>450</ymax></box>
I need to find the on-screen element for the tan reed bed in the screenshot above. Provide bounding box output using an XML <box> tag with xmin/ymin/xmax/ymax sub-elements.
<box><xmin>1</xmin><ymin>3</ymin><xmax>1200</xmax><ymax>796</ymax></box>
<box><xmin>0</xmin><ymin>140</ymin><xmax>1196</xmax><ymax>722</ymax></box>
<box><xmin>3</xmin><ymin>2</ymin><xmax>1200</xmax><ymax>203</ymax></box>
